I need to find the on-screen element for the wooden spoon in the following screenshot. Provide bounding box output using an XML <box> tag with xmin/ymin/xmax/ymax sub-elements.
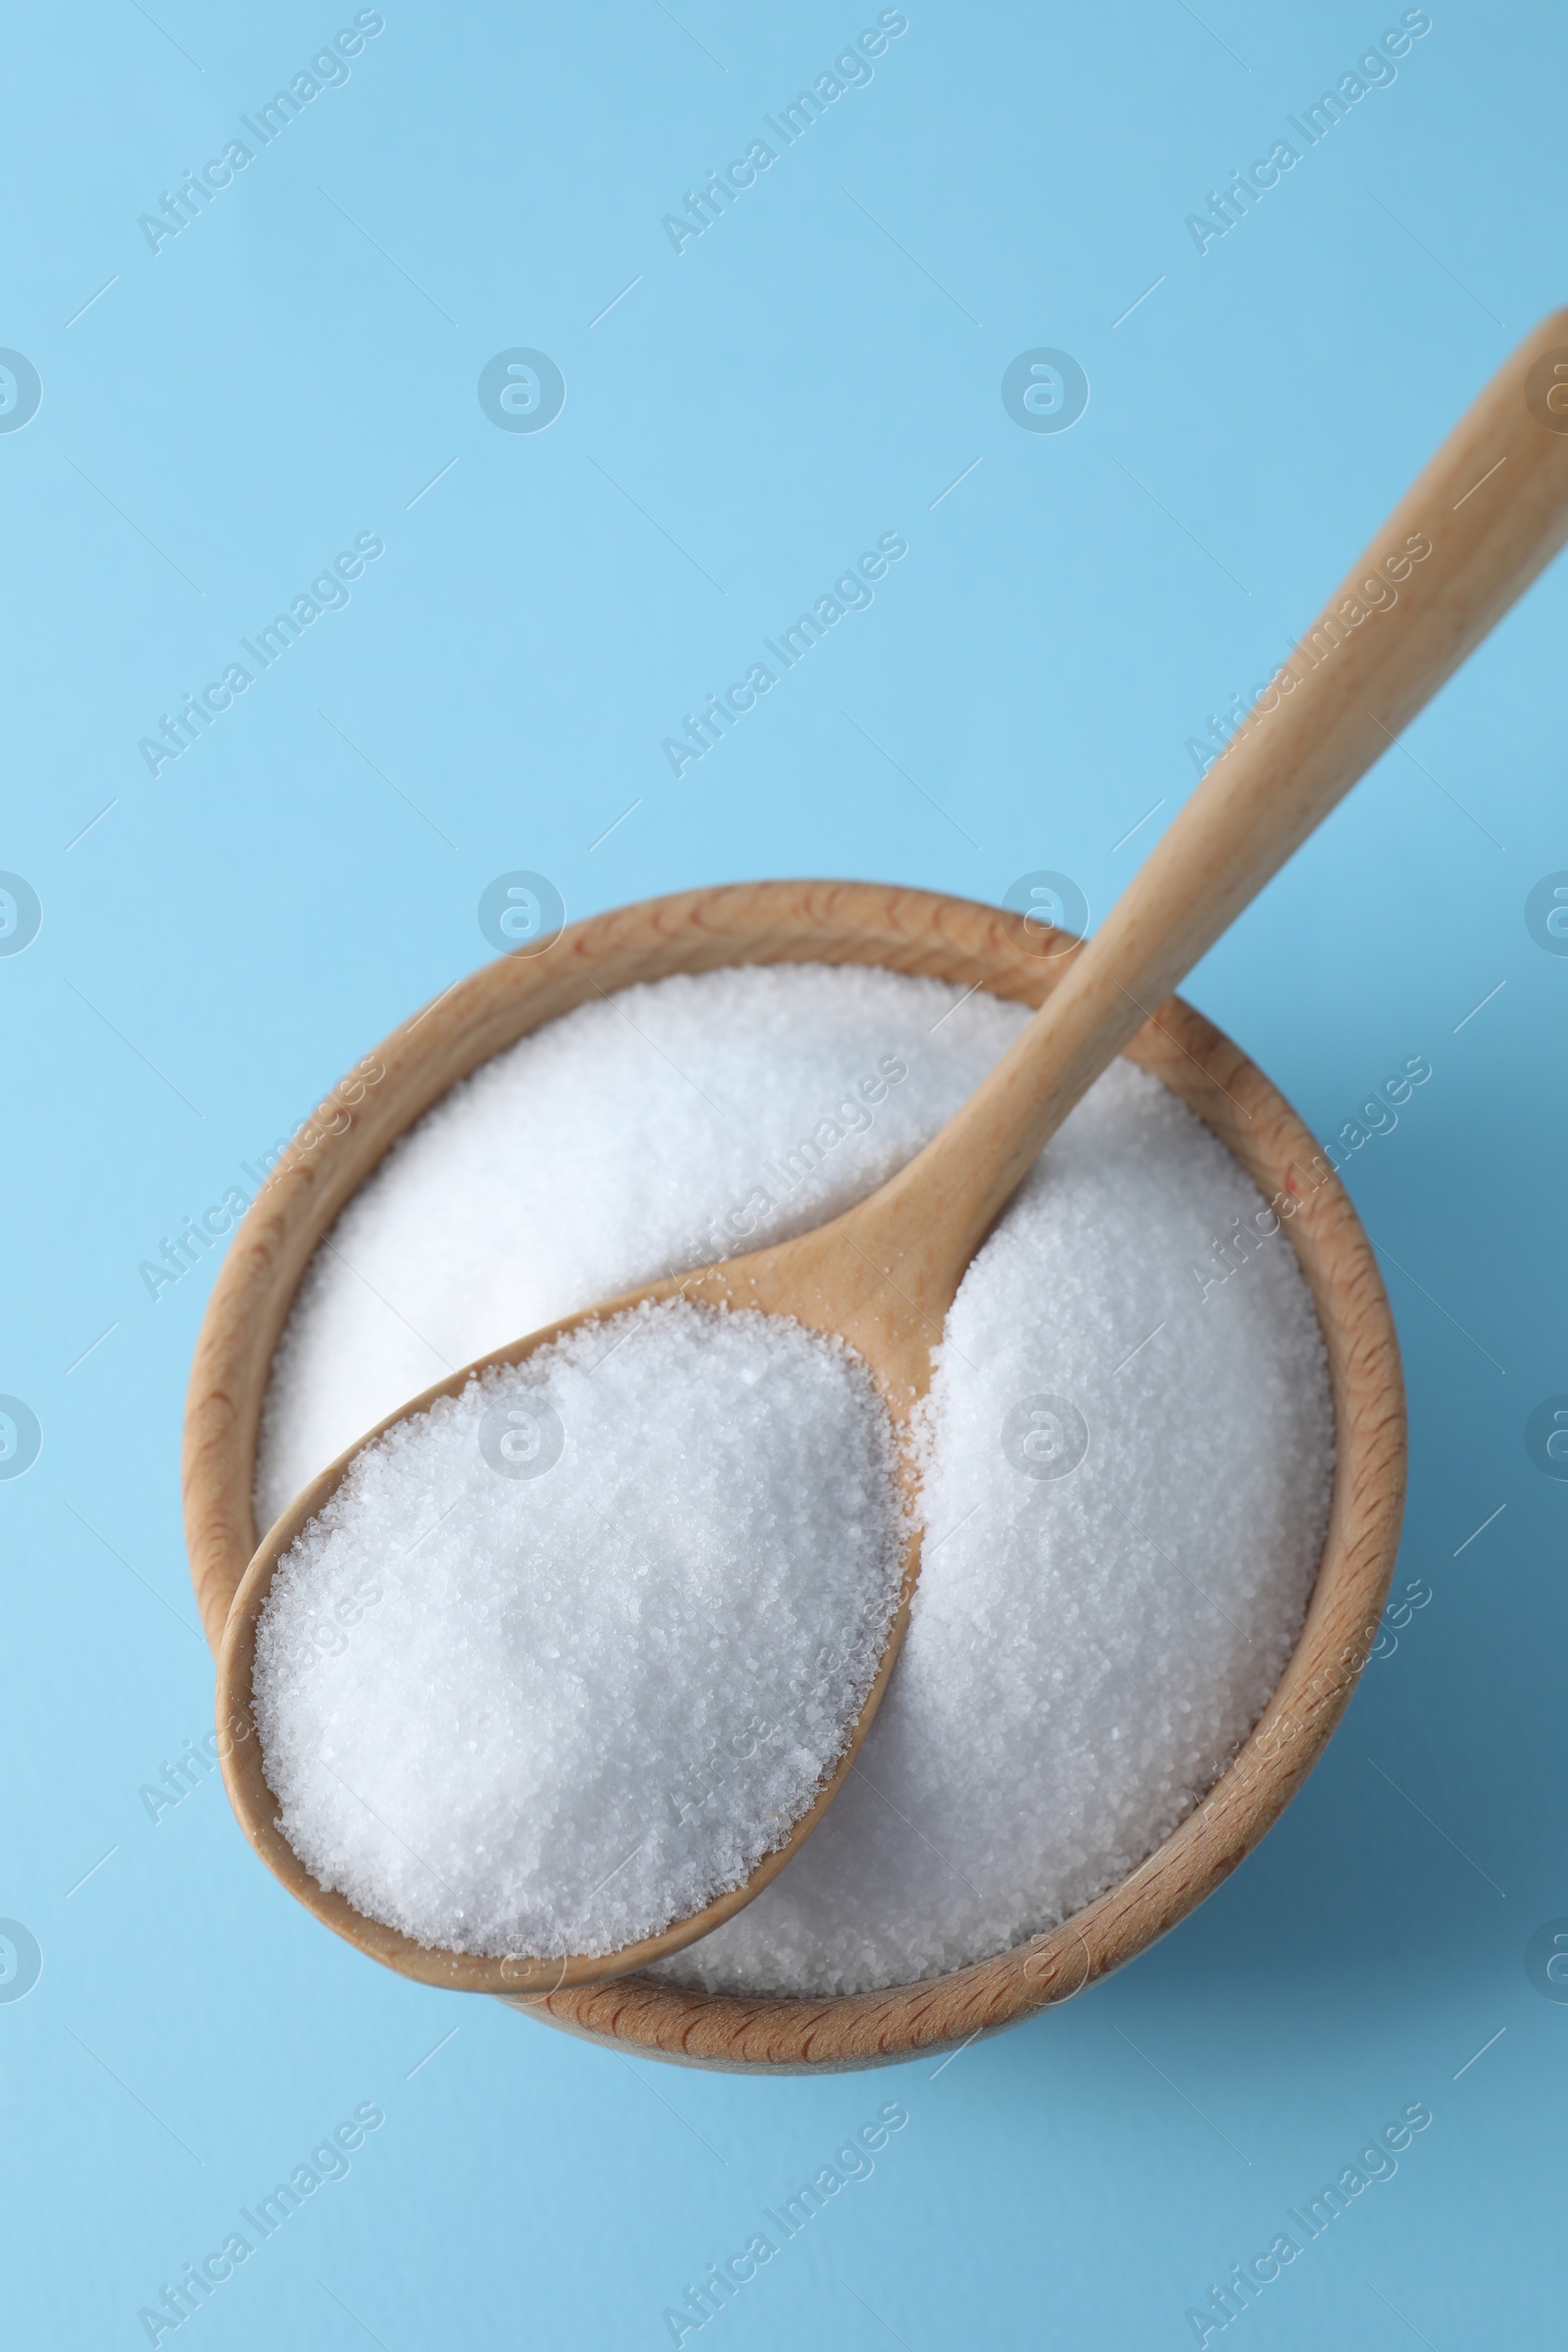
<box><xmin>219</xmin><ymin>309</ymin><xmax>1568</xmax><ymax>1993</ymax></box>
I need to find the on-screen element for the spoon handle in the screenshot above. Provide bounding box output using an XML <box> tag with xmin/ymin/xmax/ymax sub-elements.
<box><xmin>902</xmin><ymin>308</ymin><xmax>1568</xmax><ymax>1256</ymax></box>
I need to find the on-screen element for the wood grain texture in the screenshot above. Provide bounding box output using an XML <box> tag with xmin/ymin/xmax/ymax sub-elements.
<box><xmin>185</xmin><ymin>879</ymin><xmax>1405</xmax><ymax>2069</ymax></box>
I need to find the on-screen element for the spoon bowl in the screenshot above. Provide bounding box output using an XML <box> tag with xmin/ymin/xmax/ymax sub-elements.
<box><xmin>215</xmin><ymin>1260</ymin><xmax>929</xmax><ymax>1994</ymax></box>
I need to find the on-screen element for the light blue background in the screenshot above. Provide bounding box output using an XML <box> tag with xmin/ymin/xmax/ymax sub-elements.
<box><xmin>3</xmin><ymin>3</ymin><xmax>1564</xmax><ymax>2344</ymax></box>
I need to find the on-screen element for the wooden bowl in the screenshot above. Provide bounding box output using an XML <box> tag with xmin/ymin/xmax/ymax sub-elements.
<box><xmin>185</xmin><ymin>880</ymin><xmax>1404</xmax><ymax>2072</ymax></box>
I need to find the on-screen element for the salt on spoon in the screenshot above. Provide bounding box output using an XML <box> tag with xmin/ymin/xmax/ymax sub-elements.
<box><xmin>251</xmin><ymin>1299</ymin><xmax>907</xmax><ymax>1963</ymax></box>
<box><xmin>219</xmin><ymin>311</ymin><xmax>1568</xmax><ymax>1989</ymax></box>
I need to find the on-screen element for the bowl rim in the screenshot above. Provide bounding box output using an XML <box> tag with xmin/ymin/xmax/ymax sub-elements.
<box><xmin>183</xmin><ymin>877</ymin><xmax>1405</xmax><ymax>2073</ymax></box>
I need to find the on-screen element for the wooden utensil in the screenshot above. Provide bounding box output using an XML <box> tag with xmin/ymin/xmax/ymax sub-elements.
<box><xmin>216</xmin><ymin>310</ymin><xmax>1568</xmax><ymax>1994</ymax></box>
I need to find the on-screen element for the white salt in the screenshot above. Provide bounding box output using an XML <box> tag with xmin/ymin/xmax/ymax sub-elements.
<box><xmin>252</xmin><ymin>1298</ymin><xmax>905</xmax><ymax>1959</ymax></box>
<box><xmin>256</xmin><ymin>967</ymin><xmax>997</xmax><ymax>1524</ymax></box>
<box><xmin>254</xmin><ymin>963</ymin><xmax>1333</xmax><ymax>1993</ymax></box>
<box><xmin>658</xmin><ymin>1060</ymin><xmax>1332</xmax><ymax>1996</ymax></box>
